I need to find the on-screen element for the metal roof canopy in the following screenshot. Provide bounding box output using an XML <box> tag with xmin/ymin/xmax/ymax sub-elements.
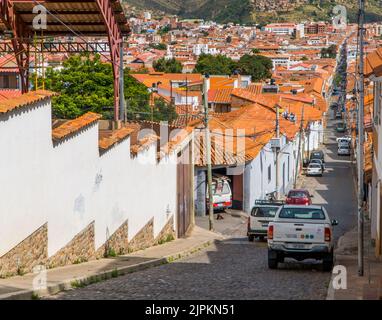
<box><xmin>0</xmin><ymin>0</ymin><xmax>131</xmax><ymax>120</ymax></box>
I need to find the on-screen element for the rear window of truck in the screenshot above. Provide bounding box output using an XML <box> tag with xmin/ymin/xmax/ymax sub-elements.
<box><xmin>288</xmin><ymin>191</ymin><xmax>309</xmax><ymax>198</ymax></box>
<box><xmin>279</xmin><ymin>208</ymin><xmax>325</xmax><ymax>220</ymax></box>
<box><xmin>251</xmin><ymin>207</ymin><xmax>278</xmax><ymax>218</ymax></box>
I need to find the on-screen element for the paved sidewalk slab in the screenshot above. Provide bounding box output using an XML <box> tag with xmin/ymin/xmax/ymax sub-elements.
<box><xmin>0</xmin><ymin>226</ymin><xmax>224</xmax><ymax>300</ymax></box>
<box><xmin>327</xmin><ymin>222</ymin><xmax>382</xmax><ymax>300</ymax></box>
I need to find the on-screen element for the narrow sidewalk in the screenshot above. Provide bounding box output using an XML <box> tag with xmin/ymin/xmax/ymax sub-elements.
<box><xmin>0</xmin><ymin>226</ymin><xmax>224</xmax><ymax>300</ymax></box>
<box><xmin>327</xmin><ymin>219</ymin><xmax>382</xmax><ymax>300</ymax></box>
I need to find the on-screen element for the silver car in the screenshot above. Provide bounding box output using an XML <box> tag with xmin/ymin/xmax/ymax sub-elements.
<box><xmin>307</xmin><ymin>163</ymin><xmax>323</xmax><ymax>176</ymax></box>
<box><xmin>338</xmin><ymin>145</ymin><xmax>351</xmax><ymax>156</ymax></box>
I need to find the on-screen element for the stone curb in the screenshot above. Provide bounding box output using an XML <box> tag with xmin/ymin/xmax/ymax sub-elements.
<box><xmin>326</xmin><ymin>230</ymin><xmax>350</xmax><ymax>300</ymax></box>
<box><xmin>0</xmin><ymin>238</ymin><xmax>217</xmax><ymax>300</ymax></box>
<box><xmin>226</xmin><ymin>211</ymin><xmax>249</xmax><ymax>219</ymax></box>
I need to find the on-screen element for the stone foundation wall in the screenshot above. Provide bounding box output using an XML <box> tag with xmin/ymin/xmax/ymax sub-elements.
<box><xmin>48</xmin><ymin>222</ymin><xmax>95</xmax><ymax>268</ymax></box>
<box><xmin>154</xmin><ymin>216</ymin><xmax>175</xmax><ymax>245</ymax></box>
<box><xmin>96</xmin><ymin>220</ymin><xmax>129</xmax><ymax>258</ymax></box>
<box><xmin>1</xmin><ymin>215</ymin><xmax>179</xmax><ymax>278</ymax></box>
<box><xmin>128</xmin><ymin>219</ymin><xmax>155</xmax><ymax>252</ymax></box>
<box><xmin>0</xmin><ymin>224</ymin><xmax>48</xmax><ymax>278</ymax></box>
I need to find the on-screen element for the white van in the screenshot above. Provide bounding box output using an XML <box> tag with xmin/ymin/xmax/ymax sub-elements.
<box><xmin>206</xmin><ymin>175</ymin><xmax>232</xmax><ymax>211</ymax></box>
<box><xmin>337</xmin><ymin>137</ymin><xmax>351</xmax><ymax>148</ymax></box>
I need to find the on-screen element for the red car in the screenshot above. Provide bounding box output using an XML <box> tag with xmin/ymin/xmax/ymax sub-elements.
<box><xmin>285</xmin><ymin>189</ymin><xmax>313</xmax><ymax>205</ymax></box>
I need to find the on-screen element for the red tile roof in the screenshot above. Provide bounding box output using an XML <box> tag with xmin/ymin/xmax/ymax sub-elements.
<box><xmin>0</xmin><ymin>90</ymin><xmax>22</xmax><ymax>101</ymax></box>
<box><xmin>130</xmin><ymin>134</ymin><xmax>159</xmax><ymax>155</ymax></box>
<box><xmin>365</xmin><ymin>47</ymin><xmax>382</xmax><ymax>77</ymax></box>
<box><xmin>52</xmin><ymin>112</ymin><xmax>102</xmax><ymax>141</ymax></box>
<box><xmin>99</xmin><ymin>127</ymin><xmax>135</xmax><ymax>152</ymax></box>
<box><xmin>0</xmin><ymin>90</ymin><xmax>56</xmax><ymax>114</ymax></box>
<box><xmin>209</xmin><ymin>88</ymin><xmax>233</xmax><ymax>104</ymax></box>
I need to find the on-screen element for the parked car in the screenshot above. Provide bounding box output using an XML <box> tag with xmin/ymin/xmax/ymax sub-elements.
<box><xmin>338</xmin><ymin>145</ymin><xmax>351</xmax><ymax>156</ymax></box>
<box><xmin>337</xmin><ymin>137</ymin><xmax>351</xmax><ymax>148</ymax></box>
<box><xmin>267</xmin><ymin>205</ymin><xmax>339</xmax><ymax>271</ymax></box>
<box><xmin>206</xmin><ymin>175</ymin><xmax>232</xmax><ymax>212</ymax></box>
<box><xmin>310</xmin><ymin>150</ymin><xmax>325</xmax><ymax>163</ymax></box>
<box><xmin>309</xmin><ymin>159</ymin><xmax>325</xmax><ymax>171</ymax></box>
<box><xmin>285</xmin><ymin>189</ymin><xmax>313</xmax><ymax>206</ymax></box>
<box><xmin>247</xmin><ymin>200</ymin><xmax>284</xmax><ymax>242</ymax></box>
<box><xmin>336</xmin><ymin>123</ymin><xmax>346</xmax><ymax>133</ymax></box>
<box><xmin>337</xmin><ymin>136</ymin><xmax>352</xmax><ymax>145</ymax></box>
<box><xmin>307</xmin><ymin>163</ymin><xmax>323</xmax><ymax>177</ymax></box>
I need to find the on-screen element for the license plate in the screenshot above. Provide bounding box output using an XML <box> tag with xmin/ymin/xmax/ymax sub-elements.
<box><xmin>288</xmin><ymin>243</ymin><xmax>306</xmax><ymax>249</ymax></box>
<box><xmin>262</xmin><ymin>223</ymin><xmax>269</xmax><ymax>227</ymax></box>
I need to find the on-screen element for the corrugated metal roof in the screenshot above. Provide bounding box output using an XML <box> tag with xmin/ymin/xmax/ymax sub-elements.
<box><xmin>10</xmin><ymin>0</ymin><xmax>130</xmax><ymax>36</ymax></box>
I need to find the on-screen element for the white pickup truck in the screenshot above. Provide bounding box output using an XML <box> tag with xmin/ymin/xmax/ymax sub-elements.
<box><xmin>267</xmin><ymin>205</ymin><xmax>338</xmax><ymax>272</ymax></box>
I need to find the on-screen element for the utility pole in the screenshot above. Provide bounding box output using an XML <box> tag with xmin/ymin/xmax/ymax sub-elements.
<box><xmin>203</xmin><ymin>74</ymin><xmax>214</xmax><ymax>231</ymax></box>
<box><xmin>119</xmin><ymin>40</ymin><xmax>125</xmax><ymax>122</ymax></box>
<box><xmin>357</xmin><ymin>0</ymin><xmax>365</xmax><ymax>277</ymax></box>
<box><xmin>275</xmin><ymin>104</ymin><xmax>280</xmax><ymax>199</ymax></box>
<box><xmin>294</xmin><ymin>106</ymin><xmax>305</xmax><ymax>189</ymax></box>
<box><xmin>186</xmin><ymin>74</ymin><xmax>189</xmax><ymax>125</ymax></box>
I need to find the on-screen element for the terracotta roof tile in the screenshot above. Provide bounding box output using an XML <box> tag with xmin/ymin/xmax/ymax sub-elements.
<box><xmin>0</xmin><ymin>90</ymin><xmax>56</xmax><ymax>114</ymax></box>
<box><xmin>209</xmin><ymin>88</ymin><xmax>233</xmax><ymax>104</ymax></box>
<box><xmin>52</xmin><ymin>112</ymin><xmax>102</xmax><ymax>141</ymax></box>
<box><xmin>130</xmin><ymin>134</ymin><xmax>159</xmax><ymax>155</ymax></box>
<box><xmin>99</xmin><ymin>127</ymin><xmax>135</xmax><ymax>151</ymax></box>
<box><xmin>365</xmin><ymin>47</ymin><xmax>382</xmax><ymax>77</ymax></box>
<box><xmin>0</xmin><ymin>89</ymin><xmax>22</xmax><ymax>101</ymax></box>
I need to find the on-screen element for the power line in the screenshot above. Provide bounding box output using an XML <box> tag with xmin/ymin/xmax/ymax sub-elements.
<box><xmin>30</xmin><ymin>0</ymin><xmax>122</xmax><ymax>69</ymax></box>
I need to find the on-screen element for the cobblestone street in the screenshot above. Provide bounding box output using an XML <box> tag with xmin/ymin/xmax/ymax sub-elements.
<box><xmin>49</xmin><ymin>238</ymin><xmax>330</xmax><ymax>300</ymax></box>
<box><xmin>48</xmin><ymin>111</ymin><xmax>356</xmax><ymax>301</ymax></box>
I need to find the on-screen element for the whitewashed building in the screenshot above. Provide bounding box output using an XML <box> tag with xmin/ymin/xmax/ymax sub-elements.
<box><xmin>0</xmin><ymin>91</ymin><xmax>194</xmax><ymax>276</ymax></box>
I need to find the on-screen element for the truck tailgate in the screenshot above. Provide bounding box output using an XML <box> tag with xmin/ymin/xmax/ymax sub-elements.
<box><xmin>273</xmin><ymin>222</ymin><xmax>326</xmax><ymax>243</ymax></box>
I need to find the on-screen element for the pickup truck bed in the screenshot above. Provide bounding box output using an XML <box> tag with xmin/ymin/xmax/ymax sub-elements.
<box><xmin>267</xmin><ymin>205</ymin><xmax>336</xmax><ymax>272</ymax></box>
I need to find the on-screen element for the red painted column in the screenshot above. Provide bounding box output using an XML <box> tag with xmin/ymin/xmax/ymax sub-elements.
<box><xmin>96</xmin><ymin>0</ymin><xmax>123</xmax><ymax>121</ymax></box>
<box><xmin>2</xmin><ymin>0</ymin><xmax>30</xmax><ymax>93</ymax></box>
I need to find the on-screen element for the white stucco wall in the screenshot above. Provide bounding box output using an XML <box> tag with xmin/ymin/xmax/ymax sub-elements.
<box><xmin>244</xmin><ymin>135</ymin><xmax>299</xmax><ymax>212</ymax></box>
<box><xmin>0</xmin><ymin>99</ymin><xmax>180</xmax><ymax>257</ymax></box>
<box><xmin>304</xmin><ymin>121</ymin><xmax>323</xmax><ymax>154</ymax></box>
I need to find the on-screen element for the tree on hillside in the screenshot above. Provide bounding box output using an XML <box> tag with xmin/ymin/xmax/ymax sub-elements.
<box><xmin>123</xmin><ymin>71</ymin><xmax>152</xmax><ymax>121</ymax></box>
<box><xmin>158</xmin><ymin>25</ymin><xmax>171</xmax><ymax>35</ymax></box>
<box><xmin>44</xmin><ymin>53</ymin><xmax>177</xmax><ymax>122</ymax></box>
<box><xmin>44</xmin><ymin>54</ymin><xmax>114</xmax><ymax>119</ymax></box>
<box><xmin>320</xmin><ymin>45</ymin><xmax>337</xmax><ymax>59</ymax></box>
<box><xmin>194</xmin><ymin>54</ymin><xmax>236</xmax><ymax>75</ymax></box>
<box><xmin>236</xmin><ymin>54</ymin><xmax>273</xmax><ymax>81</ymax></box>
<box><xmin>252</xmin><ymin>48</ymin><xmax>260</xmax><ymax>54</ymax></box>
<box><xmin>152</xmin><ymin>98</ymin><xmax>178</xmax><ymax>123</ymax></box>
<box><xmin>149</xmin><ymin>43</ymin><xmax>167</xmax><ymax>50</ymax></box>
<box><xmin>153</xmin><ymin>57</ymin><xmax>183</xmax><ymax>73</ymax></box>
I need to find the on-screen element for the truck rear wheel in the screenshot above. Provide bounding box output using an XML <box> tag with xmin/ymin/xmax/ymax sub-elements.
<box><xmin>322</xmin><ymin>251</ymin><xmax>334</xmax><ymax>272</ymax></box>
<box><xmin>268</xmin><ymin>249</ymin><xmax>278</xmax><ymax>269</ymax></box>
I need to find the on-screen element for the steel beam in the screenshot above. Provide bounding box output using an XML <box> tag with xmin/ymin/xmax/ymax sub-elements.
<box><xmin>0</xmin><ymin>41</ymin><xmax>110</xmax><ymax>53</ymax></box>
<box><xmin>1</xmin><ymin>0</ymin><xmax>31</xmax><ymax>93</ymax></box>
<box><xmin>95</xmin><ymin>0</ymin><xmax>123</xmax><ymax>121</ymax></box>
